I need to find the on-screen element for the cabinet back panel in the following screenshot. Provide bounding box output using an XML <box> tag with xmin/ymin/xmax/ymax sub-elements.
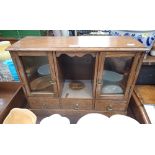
<box><xmin>58</xmin><ymin>54</ymin><xmax>95</xmax><ymax>80</ymax></box>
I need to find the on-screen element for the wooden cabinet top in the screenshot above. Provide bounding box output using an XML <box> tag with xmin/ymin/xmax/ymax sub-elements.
<box><xmin>7</xmin><ymin>36</ymin><xmax>148</xmax><ymax>52</ymax></box>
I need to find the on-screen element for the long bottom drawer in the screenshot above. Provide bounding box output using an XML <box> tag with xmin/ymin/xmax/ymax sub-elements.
<box><xmin>28</xmin><ymin>97</ymin><xmax>60</xmax><ymax>109</ymax></box>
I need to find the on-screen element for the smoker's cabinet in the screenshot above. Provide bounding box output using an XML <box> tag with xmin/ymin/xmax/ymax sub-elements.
<box><xmin>8</xmin><ymin>36</ymin><xmax>148</xmax><ymax>116</ymax></box>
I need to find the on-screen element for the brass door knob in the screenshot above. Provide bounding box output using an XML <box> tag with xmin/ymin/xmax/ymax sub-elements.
<box><xmin>49</xmin><ymin>80</ymin><xmax>56</xmax><ymax>85</ymax></box>
<box><xmin>106</xmin><ymin>105</ymin><xmax>113</xmax><ymax>111</ymax></box>
<box><xmin>74</xmin><ymin>103</ymin><xmax>79</xmax><ymax>110</ymax></box>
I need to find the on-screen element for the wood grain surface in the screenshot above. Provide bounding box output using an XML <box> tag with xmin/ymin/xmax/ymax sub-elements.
<box><xmin>7</xmin><ymin>36</ymin><xmax>148</xmax><ymax>52</ymax></box>
<box><xmin>135</xmin><ymin>85</ymin><xmax>155</xmax><ymax>104</ymax></box>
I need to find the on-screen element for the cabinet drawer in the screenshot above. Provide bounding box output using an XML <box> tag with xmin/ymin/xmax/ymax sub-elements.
<box><xmin>95</xmin><ymin>100</ymin><xmax>127</xmax><ymax>111</ymax></box>
<box><xmin>61</xmin><ymin>99</ymin><xmax>93</xmax><ymax>110</ymax></box>
<box><xmin>28</xmin><ymin>97</ymin><xmax>60</xmax><ymax>109</ymax></box>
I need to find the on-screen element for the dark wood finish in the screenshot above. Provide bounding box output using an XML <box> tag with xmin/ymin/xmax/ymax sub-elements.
<box><xmin>0</xmin><ymin>82</ymin><xmax>27</xmax><ymax>123</ymax></box>
<box><xmin>129</xmin><ymin>90</ymin><xmax>151</xmax><ymax>124</ymax></box>
<box><xmin>28</xmin><ymin>97</ymin><xmax>60</xmax><ymax>109</ymax></box>
<box><xmin>95</xmin><ymin>100</ymin><xmax>127</xmax><ymax>111</ymax></box>
<box><xmin>61</xmin><ymin>99</ymin><xmax>93</xmax><ymax>110</ymax></box>
<box><xmin>8</xmin><ymin>36</ymin><xmax>147</xmax><ymax>117</ymax></box>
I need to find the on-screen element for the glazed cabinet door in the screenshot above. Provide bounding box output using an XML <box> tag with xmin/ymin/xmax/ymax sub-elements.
<box><xmin>96</xmin><ymin>52</ymin><xmax>141</xmax><ymax>100</ymax></box>
<box><xmin>15</xmin><ymin>52</ymin><xmax>58</xmax><ymax>97</ymax></box>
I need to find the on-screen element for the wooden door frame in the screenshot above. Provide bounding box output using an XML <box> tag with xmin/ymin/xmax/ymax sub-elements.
<box><xmin>12</xmin><ymin>51</ymin><xmax>58</xmax><ymax>97</ymax></box>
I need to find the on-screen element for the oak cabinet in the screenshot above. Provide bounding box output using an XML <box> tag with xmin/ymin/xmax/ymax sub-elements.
<box><xmin>8</xmin><ymin>36</ymin><xmax>148</xmax><ymax>116</ymax></box>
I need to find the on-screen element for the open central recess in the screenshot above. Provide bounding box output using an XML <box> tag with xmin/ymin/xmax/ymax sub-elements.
<box><xmin>57</xmin><ymin>54</ymin><xmax>96</xmax><ymax>99</ymax></box>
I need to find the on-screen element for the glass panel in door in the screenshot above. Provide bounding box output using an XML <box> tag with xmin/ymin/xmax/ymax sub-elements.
<box><xmin>101</xmin><ymin>57</ymin><xmax>133</xmax><ymax>95</ymax></box>
<box><xmin>20</xmin><ymin>56</ymin><xmax>54</xmax><ymax>93</ymax></box>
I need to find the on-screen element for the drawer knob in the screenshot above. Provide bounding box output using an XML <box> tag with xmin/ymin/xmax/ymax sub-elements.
<box><xmin>42</xmin><ymin>103</ymin><xmax>46</xmax><ymax>109</ymax></box>
<box><xmin>74</xmin><ymin>103</ymin><xmax>79</xmax><ymax>110</ymax></box>
<box><xmin>106</xmin><ymin>105</ymin><xmax>113</xmax><ymax>111</ymax></box>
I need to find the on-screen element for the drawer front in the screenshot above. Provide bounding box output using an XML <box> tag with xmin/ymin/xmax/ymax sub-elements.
<box><xmin>61</xmin><ymin>99</ymin><xmax>93</xmax><ymax>110</ymax></box>
<box><xmin>28</xmin><ymin>97</ymin><xmax>60</xmax><ymax>109</ymax></box>
<box><xmin>95</xmin><ymin>100</ymin><xmax>127</xmax><ymax>111</ymax></box>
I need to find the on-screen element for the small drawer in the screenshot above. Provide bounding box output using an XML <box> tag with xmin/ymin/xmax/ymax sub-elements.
<box><xmin>61</xmin><ymin>99</ymin><xmax>93</xmax><ymax>110</ymax></box>
<box><xmin>28</xmin><ymin>97</ymin><xmax>60</xmax><ymax>109</ymax></box>
<box><xmin>95</xmin><ymin>100</ymin><xmax>127</xmax><ymax>111</ymax></box>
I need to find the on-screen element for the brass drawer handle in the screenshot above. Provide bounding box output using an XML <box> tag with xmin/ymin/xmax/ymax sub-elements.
<box><xmin>106</xmin><ymin>105</ymin><xmax>113</xmax><ymax>111</ymax></box>
<box><xmin>74</xmin><ymin>103</ymin><xmax>79</xmax><ymax>110</ymax></box>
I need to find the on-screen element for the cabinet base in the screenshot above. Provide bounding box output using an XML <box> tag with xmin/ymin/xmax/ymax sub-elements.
<box><xmin>30</xmin><ymin>109</ymin><xmax>126</xmax><ymax>124</ymax></box>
